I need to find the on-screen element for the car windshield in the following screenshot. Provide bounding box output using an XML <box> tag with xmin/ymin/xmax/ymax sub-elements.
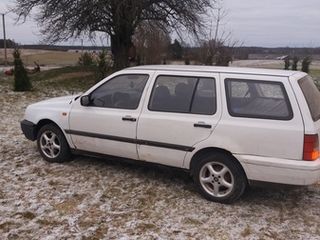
<box><xmin>298</xmin><ymin>75</ymin><xmax>320</xmax><ymax>121</ymax></box>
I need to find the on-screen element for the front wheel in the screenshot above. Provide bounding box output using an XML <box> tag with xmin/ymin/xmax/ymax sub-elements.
<box><xmin>37</xmin><ymin>124</ymin><xmax>72</xmax><ymax>163</ymax></box>
<box><xmin>193</xmin><ymin>152</ymin><xmax>247</xmax><ymax>203</ymax></box>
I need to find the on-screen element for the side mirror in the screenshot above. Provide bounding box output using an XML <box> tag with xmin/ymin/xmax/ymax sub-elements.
<box><xmin>80</xmin><ymin>95</ymin><xmax>91</xmax><ymax>106</ymax></box>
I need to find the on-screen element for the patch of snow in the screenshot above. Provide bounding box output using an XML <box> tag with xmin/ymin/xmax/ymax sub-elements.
<box><xmin>0</xmin><ymin>83</ymin><xmax>319</xmax><ymax>239</ymax></box>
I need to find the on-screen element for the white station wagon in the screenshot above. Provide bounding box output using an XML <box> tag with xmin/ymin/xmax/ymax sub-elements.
<box><xmin>21</xmin><ymin>65</ymin><xmax>320</xmax><ymax>203</ymax></box>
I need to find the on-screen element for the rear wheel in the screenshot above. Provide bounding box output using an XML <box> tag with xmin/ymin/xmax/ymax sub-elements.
<box><xmin>193</xmin><ymin>152</ymin><xmax>247</xmax><ymax>203</ymax></box>
<box><xmin>37</xmin><ymin>124</ymin><xmax>72</xmax><ymax>163</ymax></box>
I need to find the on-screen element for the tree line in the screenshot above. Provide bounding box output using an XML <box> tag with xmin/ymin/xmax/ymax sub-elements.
<box><xmin>14</xmin><ymin>0</ymin><xmax>213</xmax><ymax>70</ymax></box>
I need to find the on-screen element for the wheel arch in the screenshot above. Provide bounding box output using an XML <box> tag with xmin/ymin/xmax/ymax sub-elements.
<box><xmin>36</xmin><ymin>119</ymin><xmax>74</xmax><ymax>149</ymax></box>
<box><xmin>36</xmin><ymin>119</ymin><xmax>61</xmax><ymax>135</ymax></box>
<box><xmin>36</xmin><ymin>119</ymin><xmax>73</xmax><ymax>162</ymax></box>
<box><xmin>189</xmin><ymin>147</ymin><xmax>248</xmax><ymax>179</ymax></box>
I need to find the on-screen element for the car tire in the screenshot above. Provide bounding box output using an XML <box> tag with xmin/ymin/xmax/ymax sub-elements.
<box><xmin>193</xmin><ymin>152</ymin><xmax>247</xmax><ymax>203</ymax></box>
<box><xmin>37</xmin><ymin>123</ymin><xmax>72</xmax><ymax>163</ymax></box>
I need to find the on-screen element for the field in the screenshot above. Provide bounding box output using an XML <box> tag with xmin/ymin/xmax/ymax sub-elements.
<box><xmin>0</xmin><ymin>49</ymin><xmax>82</xmax><ymax>66</ymax></box>
<box><xmin>1</xmin><ymin>60</ymin><xmax>320</xmax><ymax>239</ymax></box>
<box><xmin>1</xmin><ymin>48</ymin><xmax>320</xmax><ymax>81</ymax></box>
<box><xmin>230</xmin><ymin>59</ymin><xmax>320</xmax><ymax>81</ymax></box>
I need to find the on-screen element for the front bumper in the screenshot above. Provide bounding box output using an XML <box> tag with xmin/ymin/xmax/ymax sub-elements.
<box><xmin>20</xmin><ymin>120</ymin><xmax>37</xmax><ymax>141</ymax></box>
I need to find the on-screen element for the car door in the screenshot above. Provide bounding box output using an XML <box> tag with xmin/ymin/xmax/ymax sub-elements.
<box><xmin>217</xmin><ymin>73</ymin><xmax>304</xmax><ymax>160</ymax></box>
<box><xmin>137</xmin><ymin>71</ymin><xmax>221</xmax><ymax>167</ymax></box>
<box><xmin>68</xmin><ymin>71</ymin><xmax>153</xmax><ymax>160</ymax></box>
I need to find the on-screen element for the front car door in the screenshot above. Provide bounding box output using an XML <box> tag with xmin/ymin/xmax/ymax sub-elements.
<box><xmin>137</xmin><ymin>71</ymin><xmax>221</xmax><ymax>167</ymax></box>
<box><xmin>67</xmin><ymin>71</ymin><xmax>153</xmax><ymax>160</ymax></box>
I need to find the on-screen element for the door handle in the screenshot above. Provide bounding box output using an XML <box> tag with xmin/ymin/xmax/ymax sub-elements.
<box><xmin>122</xmin><ymin>116</ymin><xmax>137</xmax><ymax>122</ymax></box>
<box><xmin>194</xmin><ymin>122</ymin><xmax>212</xmax><ymax>129</ymax></box>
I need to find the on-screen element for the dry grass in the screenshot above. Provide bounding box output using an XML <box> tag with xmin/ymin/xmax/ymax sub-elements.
<box><xmin>0</xmin><ymin>74</ymin><xmax>320</xmax><ymax>239</ymax></box>
<box><xmin>22</xmin><ymin>51</ymin><xmax>82</xmax><ymax>66</ymax></box>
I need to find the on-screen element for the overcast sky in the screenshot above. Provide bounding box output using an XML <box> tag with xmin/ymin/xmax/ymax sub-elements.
<box><xmin>0</xmin><ymin>0</ymin><xmax>319</xmax><ymax>47</ymax></box>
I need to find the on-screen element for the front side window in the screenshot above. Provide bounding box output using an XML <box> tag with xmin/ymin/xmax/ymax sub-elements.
<box><xmin>225</xmin><ymin>79</ymin><xmax>293</xmax><ymax>120</ymax></box>
<box><xmin>149</xmin><ymin>75</ymin><xmax>216</xmax><ymax>115</ymax></box>
<box><xmin>90</xmin><ymin>74</ymin><xmax>148</xmax><ymax>109</ymax></box>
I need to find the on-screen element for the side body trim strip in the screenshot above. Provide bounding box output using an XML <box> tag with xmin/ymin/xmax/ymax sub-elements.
<box><xmin>65</xmin><ymin>129</ymin><xmax>195</xmax><ymax>152</ymax></box>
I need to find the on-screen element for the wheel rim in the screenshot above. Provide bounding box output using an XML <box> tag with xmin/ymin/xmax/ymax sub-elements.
<box><xmin>40</xmin><ymin>130</ymin><xmax>61</xmax><ymax>158</ymax></box>
<box><xmin>199</xmin><ymin>162</ymin><xmax>234</xmax><ymax>198</ymax></box>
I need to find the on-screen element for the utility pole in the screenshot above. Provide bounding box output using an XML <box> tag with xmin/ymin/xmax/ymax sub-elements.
<box><xmin>214</xmin><ymin>8</ymin><xmax>221</xmax><ymax>45</ymax></box>
<box><xmin>81</xmin><ymin>39</ymin><xmax>84</xmax><ymax>53</ymax></box>
<box><xmin>1</xmin><ymin>13</ymin><xmax>7</xmax><ymax>66</ymax></box>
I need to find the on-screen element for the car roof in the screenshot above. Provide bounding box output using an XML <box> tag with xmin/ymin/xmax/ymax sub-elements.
<box><xmin>128</xmin><ymin>65</ymin><xmax>301</xmax><ymax>77</ymax></box>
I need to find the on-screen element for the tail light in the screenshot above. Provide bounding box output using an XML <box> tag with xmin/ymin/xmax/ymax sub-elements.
<box><xmin>303</xmin><ymin>134</ymin><xmax>319</xmax><ymax>161</ymax></box>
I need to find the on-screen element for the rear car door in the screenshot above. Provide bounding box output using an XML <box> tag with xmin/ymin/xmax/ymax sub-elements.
<box><xmin>217</xmin><ymin>73</ymin><xmax>304</xmax><ymax>160</ymax></box>
<box><xmin>137</xmin><ymin>71</ymin><xmax>221</xmax><ymax>167</ymax></box>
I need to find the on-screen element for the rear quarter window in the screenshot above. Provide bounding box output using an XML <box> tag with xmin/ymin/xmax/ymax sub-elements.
<box><xmin>225</xmin><ymin>79</ymin><xmax>293</xmax><ymax>120</ymax></box>
<box><xmin>298</xmin><ymin>76</ymin><xmax>320</xmax><ymax>121</ymax></box>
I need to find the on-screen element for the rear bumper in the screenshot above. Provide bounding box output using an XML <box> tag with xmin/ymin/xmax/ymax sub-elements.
<box><xmin>21</xmin><ymin>120</ymin><xmax>37</xmax><ymax>141</ymax></box>
<box><xmin>236</xmin><ymin>154</ymin><xmax>320</xmax><ymax>185</ymax></box>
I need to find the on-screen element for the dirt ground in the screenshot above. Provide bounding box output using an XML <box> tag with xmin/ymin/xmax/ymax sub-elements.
<box><xmin>1</xmin><ymin>77</ymin><xmax>320</xmax><ymax>240</ymax></box>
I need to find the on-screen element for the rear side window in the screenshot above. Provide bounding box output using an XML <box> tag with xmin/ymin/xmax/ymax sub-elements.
<box><xmin>225</xmin><ymin>79</ymin><xmax>293</xmax><ymax>120</ymax></box>
<box><xmin>298</xmin><ymin>76</ymin><xmax>320</xmax><ymax>121</ymax></box>
<box><xmin>149</xmin><ymin>76</ymin><xmax>216</xmax><ymax>115</ymax></box>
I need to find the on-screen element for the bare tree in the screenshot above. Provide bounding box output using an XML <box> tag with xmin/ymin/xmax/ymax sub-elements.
<box><xmin>133</xmin><ymin>22</ymin><xmax>171</xmax><ymax>65</ymax></box>
<box><xmin>197</xmin><ymin>3</ymin><xmax>240</xmax><ymax>66</ymax></box>
<box><xmin>14</xmin><ymin>0</ymin><xmax>214</xmax><ymax>70</ymax></box>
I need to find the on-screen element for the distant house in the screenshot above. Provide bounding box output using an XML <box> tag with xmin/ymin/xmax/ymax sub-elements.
<box><xmin>276</xmin><ymin>55</ymin><xmax>289</xmax><ymax>60</ymax></box>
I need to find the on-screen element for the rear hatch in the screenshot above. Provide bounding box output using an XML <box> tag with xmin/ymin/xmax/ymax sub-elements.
<box><xmin>298</xmin><ymin>75</ymin><xmax>320</xmax><ymax>160</ymax></box>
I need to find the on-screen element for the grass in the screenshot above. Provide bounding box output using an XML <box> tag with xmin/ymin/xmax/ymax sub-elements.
<box><xmin>310</xmin><ymin>69</ymin><xmax>320</xmax><ymax>80</ymax></box>
<box><xmin>0</xmin><ymin>66</ymin><xmax>104</xmax><ymax>93</ymax></box>
<box><xmin>31</xmin><ymin>66</ymin><xmax>101</xmax><ymax>92</ymax></box>
<box><xmin>1</xmin><ymin>59</ymin><xmax>319</xmax><ymax>93</ymax></box>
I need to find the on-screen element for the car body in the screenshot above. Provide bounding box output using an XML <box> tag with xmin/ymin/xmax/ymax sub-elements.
<box><xmin>21</xmin><ymin>65</ymin><xmax>320</xmax><ymax>203</ymax></box>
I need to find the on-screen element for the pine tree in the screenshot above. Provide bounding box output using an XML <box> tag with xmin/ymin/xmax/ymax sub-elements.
<box><xmin>292</xmin><ymin>56</ymin><xmax>299</xmax><ymax>71</ymax></box>
<box><xmin>170</xmin><ymin>39</ymin><xmax>183</xmax><ymax>59</ymax></box>
<box><xmin>96</xmin><ymin>50</ymin><xmax>109</xmax><ymax>82</ymax></box>
<box><xmin>13</xmin><ymin>49</ymin><xmax>32</xmax><ymax>91</ymax></box>
<box><xmin>302</xmin><ymin>56</ymin><xmax>312</xmax><ymax>73</ymax></box>
<box><xmin>284</xmin><ymin>56</ymin><xmax>290</xmax><ymax>70</ymax></box>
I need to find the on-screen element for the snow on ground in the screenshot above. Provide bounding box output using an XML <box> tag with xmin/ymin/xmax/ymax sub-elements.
<box><xmin>0</xmin><ymin>66</ymin><xmax>62</xmax><ymax>73</ymax></box>
<box><xmin>230</xmin><ymin>60</ymin><xmax>284</xmax><ymax>68</ymax></box>
<box><xmin>0</xmin><ymin>82</ymin><xmax>320</xmax><ymax>240</ymax></box>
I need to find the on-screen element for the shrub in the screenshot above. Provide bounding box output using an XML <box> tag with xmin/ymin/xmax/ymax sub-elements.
<box><xmin>302</xmin><ymin>56</ymin><xmax>312</xmax><ymax>73</ymax></box>
<box><xmin>78</xmin><ymin>52</ymin><xmax>94</xmax><ymax>66</ymax></box>
<box><xmin>13</xmin><ymin>49</ymin><xmax>32</xmax><ymax>91</ymax></box>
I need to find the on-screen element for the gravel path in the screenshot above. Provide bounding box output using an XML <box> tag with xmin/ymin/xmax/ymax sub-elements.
<box><xmin>0</xmin><ymin>82</ymin><xmax>320</xmax><ymax>240</ymax></box>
